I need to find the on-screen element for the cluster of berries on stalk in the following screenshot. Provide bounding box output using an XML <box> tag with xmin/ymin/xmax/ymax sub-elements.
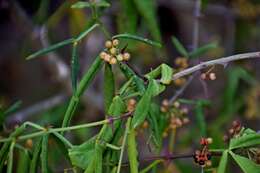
<box><xmin>223</xmin><ymin>120</ymin><xmax>242</xmax><ymax>142</ymax></box>
<box><xmin>160</xmin><ymin>99</ymin><xmax>190</xmax><ymax>138</ymax></box>
<box><xmin>100</xmin><ymin>39</ymin><xmax>130</xmax><ymax>65</ymax></box>
<box><xmin>193</xmin><ymin>137</ymin><xmax>213</xmax><ymax>167</ymax></box>
<box><xmin>200</xmin><ymin>66</ymin><xmax>217</xmax><ymax>81</ymax></box>
<box><xmin>174</xmin><ymin>57</ymin><xmax>189</xmax><ymax>86</ymax></box>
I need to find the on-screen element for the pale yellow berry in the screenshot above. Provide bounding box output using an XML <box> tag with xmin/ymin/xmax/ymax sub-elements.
<box><xmin>182</xmin><ymin>117</ymin><xmax>190</xmax><ymax>124</ymax></box>
<box><xmin>109</xmin><ymin>47</ymin><xmax>117</xmax><ymax>55</ymax></box>
<box><xmin>117</xmin><ymin>54</ymin><xmax>124</xmax><ymax>61</ymax></box>
<box><xmin>100</xmin><ymin>51</ymin><xmax>107</xmax><ymax>59</ymax></box>
<box><xmin>175</xmin><ymin>118</ymin><xmax>183</xmax><ymax>127</ymax></box>
<box><xmin>25</xmin><ymin>139</ymin><xmax>33</xmax><ymax>148</ymax></box>
<box><xmin>104</xmin><ymin>54</ymin><xmax>111</xmax><ymax>62</ymax></box>
<box><xmin>181</xmin><ymin>107</ymin><xmax>189</xmax><ymax>114</ymax></box>
<box><xmin>123</xmin><ymin>52</ymin><xmax>131</xmax><ymax>61</ymax></box>
<box><xmin>206</xmin><ymin>138</ymin><xmax>213</xmax><ymax>144</ymax></box>
<box><xmin>105</xmin><ymin>40</ymin><xmax>113</xmax><ymax>48</ymax></box>
<box><xmin>200</xmin><ymin>73</ymin><xmax>207</xmax><ymax>80</ymax></box>
<box><xmin>209</xmin><ymin>73</ymin><xmax>216</xmax><ymax>80</ymax></box>
<box><xmin>162</xmin><ymin>99</ymin><xmax>169</xmax><ymax>107</ymax></box>
<box><xmin>163</xmin><ymin>131</ymin><xmax>168</xmax><ymax>138</ymax></box>
<box><xmin>173</xmin><ymin>101</ymin><xmax>180</xmax><ymax>108</ymax></box>
<box><xmin>205</xmin><ymin>160</ymin><xmax>212</xmax><ymax>167</ymax></box>
<box><xmin>160</xmin><ymin>106</ymin><xmax>167</xmax><ymax>113</ymax></box>
<box><xmin>142</xmin><ymin>121</ymin><xmax>149</xmax><ymax>129</ymax></box>
<box><xmin>112</xmin><ymin>39</ymin><xmax>119</xmax><ymax>46</ymax></box>
<box><xmin>109</xmin><ymin>57</ymin><xmax>117</xmax><ymax>65</ymax></box>
<box><xmin>128</xmin><ymin>99</ymin><xmax>136</xmax><ymax>106</ymax></box>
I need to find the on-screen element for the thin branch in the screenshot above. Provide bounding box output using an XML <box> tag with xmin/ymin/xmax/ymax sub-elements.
<box><xmin>192</xmin><ymin>0</ymin><xmax>201</xmax><ymax>50</ymax></box>
<box><xmin>169</xmin><ymin>73</ymin><xmax>197</xmax><ymax>104</ymax></box>
<box><xmin>0</xmin><ymin>112</ymin><xmax>132</xmax><ymax>143</ymax></box>
<box><xmin>6</xmin><ymin>93</ymin><xmax>68</xmax><ymax>125</ymax></box>
<box><xmin>118</xmin><ymin>151</ymin><xmax>223</xmax><ymax>167</ymax></box>
<box><xmin>172</xmin><ymin>52</ymin><xmax>260</xmax><ymax>80</ymax></box>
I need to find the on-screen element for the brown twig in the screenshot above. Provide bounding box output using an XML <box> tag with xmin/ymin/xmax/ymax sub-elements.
<box><xmin>172</xmin><ymin>52</ymin><xmax>260</xmax><ymax>80</ymax></box>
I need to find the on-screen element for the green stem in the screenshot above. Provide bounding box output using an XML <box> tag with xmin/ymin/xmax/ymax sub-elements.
<box><xmin>117</xmin><ymin>118</ymin><xmax>131</xmax><ymax>173</ymax></box>
<box><xmin>169</xmin><ymin>128</ymin><xmax>176</xmax><ymax>153</ymax></box>
<box><xmin>0</xmin><ymin>119</ymin><xmax>109</xmax><ymax>143</ymax></box>
<box><xmin>140</xmin><ymin>160</ymin><xmax>163</xmax><ymax>173</ymax></box>
<box><xmin>61</xmin><ymin>57</ymin><xmax>103</xmax><ymax>130</ymax></box>
<box><xmin>127</xmin><ymin>125</ymin><xmax>139</xmax><ymax>173</ymax></box>
<box><xmin>7</xmin><ymin>141</ymin><xmax>15</xmax><ymax>173</ymax></box>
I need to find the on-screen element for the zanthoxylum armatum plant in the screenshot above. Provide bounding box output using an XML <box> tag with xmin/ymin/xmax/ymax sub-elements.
<box><xmin>1</xmin><ymin>1</ymin><xmax>260</xmax><ymax>173</ymax></box>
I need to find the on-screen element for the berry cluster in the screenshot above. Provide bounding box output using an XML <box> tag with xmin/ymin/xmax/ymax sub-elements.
<box><xmin>223</xmin><ymin>120</ymin><xmax>242</xmax><ymax>142</ymax></box>
<box><xmin>127</xmin><ymin>98</ymin><xmax>136</xmax><ymax>112</ymax></box>
<box><xmin>174</xmin><ymin>57</ymin><xmax>189</xmax><ymax>86</ymax></box>
<box><xmin>100</xmin><ymin>39</ymin><xmax>130</xmax><ymax>65</ymax></box>
<box><xmin>200</xmin><ymin>72</ymin><xmax>216</xmax><ymax>81</ymax></box>
<box><xmin>194</xmin><ymin>138</ymin><xmax>213</xmax><ymax>167</ymax></box>
<box><xmin>160</xmin><ymin>99</ymin><xmax>190</xmax><ymax>138</ymax></box>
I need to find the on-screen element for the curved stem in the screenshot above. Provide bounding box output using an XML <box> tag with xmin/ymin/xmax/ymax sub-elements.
<box><xmin>172</xmin><ymin>52</ymin><xmax>260</xmax><ymax>80</ymax></box>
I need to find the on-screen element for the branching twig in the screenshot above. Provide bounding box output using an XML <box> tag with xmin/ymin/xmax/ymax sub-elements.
<box><xmin>169</xmin><ymin>73</ymin><xmax>197</xmax><ymax>104</ymax></box>
<box><xmin>6</xmin><ymin>93</ymin><xmax>68</xmax><ymax>125</ymax></box>
<box><xmin>172</xmin><ymin>52</ymin><xmax>260</xmax><ymax>80</ymax></box>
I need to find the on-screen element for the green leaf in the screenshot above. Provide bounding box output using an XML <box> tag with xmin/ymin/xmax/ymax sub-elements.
<box><xmin>26</xmin><ymin>38</ymin><xmax>74</xmax><ymax>60</ymax></box>
<box><xmin>118</xmin><ymin>62</ymin><xmax>145</xmax><ymax>94</ymax></box>
<box><xmin>108</xmin><ymin>96</ymin><xmax>126</xmax><ymax>116</ymax></box>
<box><xmin>131</xmin><ymin>79</ymin><xmax>164</xmax><ymax>129</ymax></box>
<box><xmin>118</xmin><ymin>0</ymin><xmax>138</xmax><ymax>34</ymax></box>
<box><xmin>30</xmin><ymin>138</ymin><xmax>42</xmax><ymax>173</ymax></box>
<box><xmin>113</xmin><ymin>34</ymin><xmax>162</xmax><ymax>47</ymax></box>
<box><xmin>71</xmin><ymin>1</ymin><xmax>110</xmax><ymax>9</ymax></box>
<box><xmin>133</xmin><ymin>0</ymin><xmax>161</xmax><ymax>41</ymax></box>
<box><xmin>145</xmin><ymin>63</ymin><xmax>174</xmax><ymax>84</ymax></box>
<box><xmin>0</xmin><ymin>142</ymin><xmax>9</xmax><ymax>172</ymax></box>
<box><xmin>7</xmin><ymin>142</ymin><xmax>15</xmax><ymax>173</ymax></box>
<box><xmin>69</xmin><ymin>136</ymin><xmax>96</xmax><ymax>169</ymax></box>
<box><xmin>17</xmin><ymin>149</ymin><xmax>30</xmax><ymax>173</ymax></box>
<box><xmin>104</xmin><ymin>64</ymin><xmax>115</xmax><ymax>114</ymax></box>
<box><xmin>171</xmin><ymin>36</ymin><xmax>189</xmax><ymax>57</ymax></box>
<box><xmin>229</xmin><ymin>133</ymin><xmax>260</xmax><ymax>150</ymax></box>
<box><xmin>62</xmin><ymin>57</ymin><xmax>104</xmax><ymax>128</ymax></box>
<box><xmin>140</xmin><ymin>160</ymin><xmax>162</xmax><ymax>173</ymax></box>
<box><xmin>71</xmin><ymin>42</ymin><xmax>79</xmax><ymax>93</ymax></box>
<box><xmin>40</xmin><ymin>134</ymin><xmax>49</xmax><ymax>173</ymax></box>
<box><xmin>51</xmin><ymin>132</ymin><xmax>72</xmax><ymax>162</ymax></box>
<box><xmin>77</xmin><ymin>57</ymin><xmax>104</xmax><ymax>97</ymax></box>
<box><xmin>75</xmin><ymin>23</ymin><xmax>99</xmax><ymax>42</ymax></box>
<box><xmin>217</xmin><ymin>150</ymin><xmax>229</xmax><ymax>173</ymax></box>
<box><xmin>194</xmin><ymin>100</ymin><xmax>210</xmax><ymax>137</ymax></box>
<box><xmin>189</xmin><ymin>42</ymin><xmax>218</xmax><ymax>59</ymax></box>
<box><xmin>201</xmin><ymin>0</ymin><xmax>209</xmax><ymax>9</ymax></box>
<box><xmin>127</xmin><ymin>127</ymin><xmax>139</xmax><ymax>173</ymax></box>
<box><xmin>4</xmin><ymin>100</ymin><xmax>22</xmax><ymax>116</ymax></box>
<box><xmin>230</xmin><ymin>151</ymin><xmax>260</xmax><ymax>173</ymax></box>
<box><xmin>94</xmin><ymin>144</ymin><xmax>103</xmax><ymax>173</ymax></box>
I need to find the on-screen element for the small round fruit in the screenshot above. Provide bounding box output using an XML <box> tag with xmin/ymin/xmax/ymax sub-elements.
<box><xmin>200</xmin><ymin>73</ymin><xmax>207</xmax><ymax>80</ymax></box>
<box><xmin>109</xmin><ymin>57</ymin><xmax>117</xmax><ymax>65</ymax></box>
<box><xmin>117</xmin><ymin>54</ymin><xmax>124</xmax><ymax>61</ymax></box>
<box><xmin>112</xmin><ymin>39</ymin><xmax>119</xmax><ymax>46</ymax></box>
<box><xmin>206</xmin><ymin>137</ymin><xmax>213</xmax><ymax>144</ymax></box>
<box><xmin>104</xmin><ymin>54</ymin><xmax>111</xmax><ymax>62</ymax></box>
<box><xmin>105</xmin><ymin>40</ymin><xmax>113</xmax><ymax>48</ymax></box>
<box><xmin>209</xmin><ymin>73</ymin><xmax>216</xmax><ymax>80</ymax></box>
<box><xmin>110</xmin><ymin>47</ymin><xmax>117</xmax><ymax>55</ymax></box>
<box><xmin>123</xmin><ymin>52</ymin><xmax>131</xmax><ymax>61</ymax></box>
<box><xmin>162</xmin><ymin>99</ymin><xmax>169</xmax><ymax>107</ymax></box>
<box><xmin>100</xmin><ymin>51</ymin><xmax>107</xmax><ymax>59</ymax></box>
<box><xmin>128</xmin><ymin>99</ymin><xmax>136</xmax><ymax>106</ymax></box>
<box><xmin>25</xmin><ymin>139</ymin><xmax>33</xmax><ymax>148</ymax></box>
